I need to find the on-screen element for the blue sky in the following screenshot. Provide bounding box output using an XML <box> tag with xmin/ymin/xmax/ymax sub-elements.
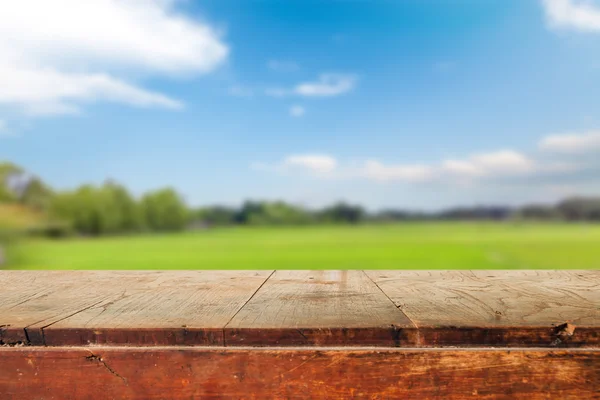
<box><xmin>1</xmin><ymin>0</ymin><xmax>600</xmax><ymax>210</ymax></box>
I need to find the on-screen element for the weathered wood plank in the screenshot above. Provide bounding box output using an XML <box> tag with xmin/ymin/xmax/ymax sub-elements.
<box><xmin>0</xmin><ymin>271</ymin><xmax>63</xmax><ymax>344</ymax></box>
<box><xmin>3</xmin><ymin>271</ymin><xmax>599</xmax><ymax>348</ymax></box>
<box><xmin>1</xmin><ymin>347</ymin><xmax>598</xmax><ymax>399</ymax></box>
<box><xmin>0</xmin><ymin>271</ymin><xmax>141</xmax><ymax>345</ymax></box>
<box><xmin>1</xmin><ymin>271</ymin><xmax>272</xmax><ymax>346</ymax></box>
<box><xmin>41</xmin><ymin>271</ymin><xmax>273</xmax><ymax>346</ymax></box>
<box><xmin>225</xmin><ymin>270</ymin><xmax>414</xmax><ymax>346</ymax></box>
<box><xmin>365</xmin><ymin>270</ymin><xmax>600</xmax><ymax>347</ymax></box>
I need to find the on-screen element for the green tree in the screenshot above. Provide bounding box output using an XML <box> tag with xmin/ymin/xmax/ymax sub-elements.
<box><xmin>257</xmin><ymin>201</ymin><xmax>312</xmax><ymax>225</ymax></box>
<box><xmin>141</xmin><ymin>188</ymin><xmax>189</xmax><ymax>231</ymax></box>
<box><xmin>518</xmin><ymin>204</ymin><xmax>559</xmax><ymax>220</ymax></box>
<box><xmin>0</xmin><ymin>162</ymin><xmax>24</xmax><ymax>202</ymax></box>
<box><xmin>557</xmin><ymin>197</ymin><xmax>600</xmax><ymax>221</ymax></box>
<box><xmin>51</xmin><ymin>186</ymin><xmax>98</xmax><ymax>235</ymax></box>
<box><xmin>193</xmin><ymin>206</ymin><xmax>237</xmax><ymax>226</ymax></box>
<box><xmin>50</xmin><ymin>185</ymin><xmax>120</xmax><ymax>235</ymax></box>
<box><xmin>318</xmin><ymin>202</ymin><xmax>365</xmax><ymax>224</ymax></box>
<box><xmin>103</xmin><ymin>180</ymin><xmax>144</xmax><ymax>232</ymax></box>
<box><xmin>234</xmin><ymin>201</ymin><xmax>312</xmax><ymax>225</ymax></box>
<box><xmin>19</xmin><ymin>177</ymin><xmax>54</xmax><ymax>211</ymax></box>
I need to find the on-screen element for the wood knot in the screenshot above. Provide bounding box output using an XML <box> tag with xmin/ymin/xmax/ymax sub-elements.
<box><xmin>554</xmin><ymin>323</ymin><xmax>576</xmax><ymax>338</ymax></box>
<box><xmin>86</xmin><ymin>354</ymin><xmax>102</xmax><ymax>362</ymax></box>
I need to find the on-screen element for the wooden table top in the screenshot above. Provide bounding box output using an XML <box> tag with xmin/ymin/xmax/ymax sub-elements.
<box><xmin>1</xmin><ymin>270</ymin><xmax>598</xmax><ymax>348</ymax></box>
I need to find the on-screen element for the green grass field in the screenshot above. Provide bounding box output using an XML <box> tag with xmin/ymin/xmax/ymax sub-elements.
<box><xmin>8</xmin><ymin>222</ymin><xmax>600</xmax><ymax>269</ymax></box>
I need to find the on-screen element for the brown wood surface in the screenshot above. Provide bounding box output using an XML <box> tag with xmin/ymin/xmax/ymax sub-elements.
<box><xmin>224</xmin><ymin>270</ymin><xmax>414</xmax><ymax>346</ymax></box>
<box><xmin>1</xmin><ymin>271</ymin><xmax>140</xmax><ymax>345</ymax></box>
<box><xmin>2</xmin><ymin>271</ymin><xmax>599</xmax><ymax>398</ymax></box>
<box><xmin>365</xmin><ymin>270</ymin><xmax>600</xmax><ymax>347</ymax></box>
<box><xmin>1</xmin><ymin>346</ymin><xmax>598</xmax><ymax>399</ymax></box>
<box><xmin>1</xmin><ymin>271</ymin><xmax>272</xmax><ymax>346</ymax></box>
<box><xmin>2</xmin><ymin>270</ymin><xmax>600</xmax><ymax>347</ymax></box>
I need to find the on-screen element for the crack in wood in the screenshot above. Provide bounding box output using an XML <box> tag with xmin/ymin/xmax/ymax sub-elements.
<box><xmin>222</xmin><ymin>270</ymin><xmax>276</xmax><ymax>346</ymax></box>
<box><xmin>362</xmin><ymin>270</ymin><xmax>419</xmax><ymax>329</ymax></box>
<box><xmin>296</xmin><ymin>329</ymin><xmax>308</xmax><ymax>341</ymax></box>
<box><xmin>86</xmin><ymin>351</ymin><xmax>128</xmax><ymax>384</ymax></box>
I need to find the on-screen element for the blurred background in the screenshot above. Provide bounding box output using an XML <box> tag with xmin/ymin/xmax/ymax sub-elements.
<box><xmin>1</xmin><ymin>0</ymin><xmax>600</xmax><ymax>269</ymax></box>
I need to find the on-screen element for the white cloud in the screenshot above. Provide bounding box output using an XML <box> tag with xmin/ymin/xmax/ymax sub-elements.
<box><xmin>0</xmin><ymin>0</ymin><xmax>228</xmax><ymax>116</ymax></box>
<box><xmin>0</xmin><ymin>67</ymin><xmax>183</xmax><ymax>115</ymax></box>
<box><xmin>542</xmin><ymin>0</ymin><xmax>600</xmax><ymax>32</ymax></box>
<box><xmin>363</xmin><ymin>150</ymin><xmax>535</xmax><ymax>183</ymax></box>
<box><xmin>294</xmin><ymin>74</ymin><xmax>357</xmax><ymax>97</ymax></box>
<box><xmin>265</xmin><ymin>74</ymin><xmax>358</xmax><ymax>98</ymax></box>
<box><xmin>441</xmin><ymin>159</ymin><xmax>484</xmax><ymax>178</ymax></box>
<box><xmin>289</xmin><ymin>105</ymin><xmax>306</xmax><ymax>117</ymax></box>
<box><xmin>251</xmin><ymin>154</ymin><xmax>338</xmax><ymax>177</ymax></box>
<box><xmin>267</xmin><ymin>60</ymin><xmax>299</xmax><ymax>72</ymax></box>
<box><xmin>539</xmin><ymin>131</ymin><xmax>600</xmax><ymax>153</ymax></box>
<box><xmin>284</xmin><ymin>154</ymin><xmax>338</xmax><ymax>174</ymax></box>
<box><xmin>458</xmin><ymin>150</ymin><xmax>535</xmax><ymax>176</ymax></box>
<box><xmin>255</xmin><ymin>149</ymin><xmax>542</xmax><ymax>184</ymax></box>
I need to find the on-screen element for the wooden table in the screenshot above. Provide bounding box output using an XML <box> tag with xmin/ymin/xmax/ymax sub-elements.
<box><xmin>1</xmin><ymin>270</ymin><xmax>598</xmax><ymax>399</ymax></box>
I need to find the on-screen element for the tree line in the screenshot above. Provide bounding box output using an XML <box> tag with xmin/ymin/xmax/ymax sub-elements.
<box><xmin>1</xmin><ymin>161</ymin><xmax>600</xmax><ymax>238</ymax></box>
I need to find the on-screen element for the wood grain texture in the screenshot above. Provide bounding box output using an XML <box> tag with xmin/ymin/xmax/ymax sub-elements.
<box><xmin>366</xmin><ymin>270</ymin><xmax>600</xmax><ymax>347</ymax></box>
<box><xmin>1</xmin><ymin>347</ymin><xmax>598</xmax><ymax>399</ymax></box>
<box><xmin>1</xmin><ymin>271</ymin><xmax>140</xmax><ymax>345</ymax></box>
<box><xmin>43</xmin><ymin>271</ymin><xmax>272</xmax><ymax>346</ymax></box>
<box><xmin>1</xmin><ymin>271</ymin><xmax>272</xmax><ymax>346</ymax></box>
<box><xmin>2</xmin><ymin>271</ymin><xmax>600</xmax><ymax>347</ymax></box>
<box><xmin>225</xmin><ymin>270</ymin><xmax>414</xmax><ymax>346</ymax></box>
